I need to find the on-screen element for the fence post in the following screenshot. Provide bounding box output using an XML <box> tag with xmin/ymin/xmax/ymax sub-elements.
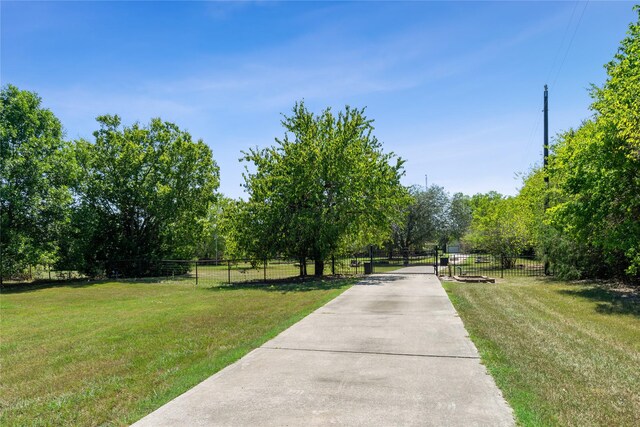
<box><xmin>331</xmin><ymin>255</ymin><xmax>335</xmax><ymax>275</ymax></box>
<box><xmin>48</xmin><ymin>265</ymin><xmax>51</xmax><ymax>281</ymax></box>
<box><xmin>264</xmin><ymin>258</ymin><xmax>267</xmax><ymax>282</ymax></box>
<box><xmin>434</xmin><ymin>246</ymin><xmax>439</xmax><ymax>276</ymax></box>
<box><xmin>544</xmin><ymin>256</ymin><xmax>550</xmax><ymax>276</ymax></box>
<box><xmin>195</xmin><ymin>260</ymin><xmax>198</xmax><ymax>286</ymax></box>
<box><xmin>369</xmin><ymin>246</ymin><xmax>374</xmax><ymax>274</ymax></box>
<box><xmin>227</xmin><ymin>260</ymin><xmax>231</xmax><ymax>284</ymax></box>
<box><xmin>501</xmin><ymin>255</ymin><xmax>504</xmax><ymax>279</ymax></box>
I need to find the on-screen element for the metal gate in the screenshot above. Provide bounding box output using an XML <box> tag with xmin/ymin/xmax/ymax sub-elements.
<box><xmin>371</xmin><ymin>248</ymin><xmax>439</xmax><ymax>274</ymax></box>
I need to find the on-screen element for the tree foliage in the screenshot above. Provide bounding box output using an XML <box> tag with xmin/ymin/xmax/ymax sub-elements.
<box><xmin>237</xmin><ymin>102</ymin><xmax>407</xmax><ymax>275</ymax></box>
<box><xmin>493</xmin><ymin>8</ymin><xmax>640</xmax><ymax>280</ymax></box>
<box><xmin>464</xmin><ymin>192</ymin><xmax>534</xmax><ymax>264</ymax></box>
<box><xmin>68</xmin><ymin>115</ymin><xmax>219</xmax><ymax>275</ymax></box>
<box><xmin>543</xmin><ymin>8</ymin><xmax>640</xmax><ymax>279</ymax></box>
<box><xmin>446</xmin><ymin>192</ymin><xmax>473</xmax><ymax>244</ymax></box>
<box><xmin>391</xmin><ymin>185</ymin><xmax>450</xmax><ymax>258</ymax></box>
<box><xmin>0</xmin><ymin>85</ymin><xmax>73</xmax><ymax>278</ymax></box>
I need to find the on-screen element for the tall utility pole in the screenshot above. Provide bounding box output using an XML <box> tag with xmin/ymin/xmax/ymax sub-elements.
<box><xmin>543</xmin><ymin>85</ymin><xmax>550</xmax><ymax>276</ymax></box>
<box><xmin>543</xmin><ymin>85</ymin><xmax>549</xmax><ymax>185</ymax></box>
<box><xmin>425</xmin><ymin>174</ymin><xmax>428</xmax><ymax>190</ymax></box>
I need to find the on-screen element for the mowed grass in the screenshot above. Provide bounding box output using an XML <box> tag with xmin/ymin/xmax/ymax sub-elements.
<box><xmin>0</xmin><ymin>278</ymin><xmax>355</xmax><ymax>426</ymax></box>
<box><xmin>443</xmin><ymin>277</ymin><xmax>640</xmax><ymax>426</ymax></box>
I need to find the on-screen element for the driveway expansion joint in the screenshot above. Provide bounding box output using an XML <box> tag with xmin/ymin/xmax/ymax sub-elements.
<box><xmin>261</xmin><ymin>345</ymin><xmax>481</xmax><ymax>360</ymax></box>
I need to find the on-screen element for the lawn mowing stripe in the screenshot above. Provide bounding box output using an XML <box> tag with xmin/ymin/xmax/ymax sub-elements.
<box><xmin>445</xmin><ymin>279</ymin><xmax>640</xmax><ymax>427</ymax></box>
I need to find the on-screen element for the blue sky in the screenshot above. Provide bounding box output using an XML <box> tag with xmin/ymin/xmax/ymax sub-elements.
<box><xmin>2</xmin><ymin>1</ymin><xmax>636</xmax><ymax>199</ymax></box>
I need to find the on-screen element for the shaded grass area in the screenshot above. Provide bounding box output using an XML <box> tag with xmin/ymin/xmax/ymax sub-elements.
<box><xmin>0</xmin><ymin>277</ymin><xmax>355</xmax><ymax>426</ymax></box>
<box><xmin>196</xmin><ymin>262</ymin><xmax>317</xmax><ymax>284</ymax></box>
<box><xmin>443</xmin><ymin>277</ymin><xmax>640</xmax><ymax>426</ymax></box>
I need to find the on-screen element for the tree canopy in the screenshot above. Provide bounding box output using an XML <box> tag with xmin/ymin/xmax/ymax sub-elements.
<box><xmin>0</xmin><ymin>85</ymin><xmax>73</xmax><ymax>278</ymax></box>
<box><xmin>463</xmin><ymin>192</ymin><xmax>534</xmax><ymax>262</ymax></box>
<box><xmin>236</xmin><ymin>102</ymin><xmax>407</xmax><ymax>275</ymax></box>
<box><xmin>68</xmin><ymin>115</ymin><xmax>219</xmax><ymax>275</ymax></box>
<box><xmin>460</xmin><ymin>8</ymin><xmax>640</xmax><ymax>280</ymax></box>
<box><xmin>391</xmin><ymin>185</ymin><xmax>452</xmax><ymax>258</ymax></box>
<box><xmin>543</xmin><ymin>8</ymin><xmax>640</xmax><ymax>278</ymax></box>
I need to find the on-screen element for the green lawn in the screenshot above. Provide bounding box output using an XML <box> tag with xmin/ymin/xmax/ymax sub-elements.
<box><xmin>0</xmin><ymin>278</ymin><xmax>355</xmax><ymax>426</ymax></box>
<box><xmin>443</xmin><ymin>277</ymin><xmax>640</xmax><ymax>426</ymax></box>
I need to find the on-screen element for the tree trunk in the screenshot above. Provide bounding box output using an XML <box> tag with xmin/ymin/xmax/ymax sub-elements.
<box><xmin>299</xmin><ymin>257</ymin><xmax>306</xmax><ymax>277</ymax></box>
<box><xmin>501</xmin><ymin>256</ymin><xmax>515</xmax><ymax>269</ymax></box>
<box><xmin>315</xmin><ymin>259</ymin><xmax>324</xmax><ymax>277</ymax></box>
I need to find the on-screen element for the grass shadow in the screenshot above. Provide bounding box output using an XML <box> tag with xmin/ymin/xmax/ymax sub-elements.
<box><xmin>558</xmin><ymin>283</ymin><xmax>640</xmax><ymax>317</ymax></box>
<box><xmin>204</xmin><ymin>273</ymin><xmax>409</xmax><ymax>293</ymax></box>
<box><xmin>206</xmin><ymin>275</ymin><xmax>361</xmax><ymax>293</ymax></box>
<box><xmin>0</xmin><ymin>275</ymin><xmax>194</xmax><ymax>295</ymax></box>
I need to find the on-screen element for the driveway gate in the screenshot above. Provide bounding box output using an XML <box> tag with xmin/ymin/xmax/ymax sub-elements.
<box><xmin>371</xmin><ymin>248</ymin><xmax>439</xmax><ymax>275</ymax></box>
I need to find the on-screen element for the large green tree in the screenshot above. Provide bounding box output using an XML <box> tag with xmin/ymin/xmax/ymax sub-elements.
<box><xmin>445</xmin><ymin>192</ymin><xmax>473</xmax><ymax>245</ymax></box>
<box><xmin>0</xmin><ymin>85</ymin><xmax>74</xmax><ymax>279</ymax></box>
<box><xmin>391</xmin><ymin>185</ymin><xmax>448</xmax><ymax>263</ymax></box>
<box><xmin>239</xmin><ymin>102</ymin><xmax>406</xmax><ymax>276</ymax></box>
<box><xmin>464</xmin><ymin>192</ymin><xmax>534</xmax><ymax>265</ymax></box>
<box><xmin>70</xmin><ymin>115</ymin><xmax>219</xmax><ymax>275</ymax></box>
<box><xmin>465</xmin><ymin>8</ymin><xmax>639</xmax><ymax>280</ymax></box>
<box><xmin>545</xmin><ymin>7</ymin><xmax>640</xmax><ymax>278</ymax></box>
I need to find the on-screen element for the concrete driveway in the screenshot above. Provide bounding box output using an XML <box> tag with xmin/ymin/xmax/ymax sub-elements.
<box><xmin>133</xmin><ymin>269</ymin><xmax>514</xmax><ymax>426</ymax></box>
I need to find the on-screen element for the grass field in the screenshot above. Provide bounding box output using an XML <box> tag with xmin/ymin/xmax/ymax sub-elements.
<box><xmin>0</xmin><ymin>277</ymin><xmax>355</xmax><ymax>426</ymax></box>
<box><xmin>443</xmin><ymin>277</ymin><xmax>640</xmax><ymax>426</ymax></box>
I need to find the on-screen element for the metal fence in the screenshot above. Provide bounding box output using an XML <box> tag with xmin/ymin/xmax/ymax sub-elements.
<box><xmin>440</xmin><ymin>253</ymin><xmax>548</xmax><ymax>278</ymax></box>
<box><xmin>0</xmin><ymin>265</ymin><xmax>88</xmax><ymax>285</ymax></box>
<box><xmin>193</xmin><ymin>255</ymin><xmax>372</xmax><ymax>285</ymax></box>
<box><xmin>370</xmin><ymin>248</ymin><xmax>437</xmax><ymax>273</ymax></box>
<box><xmin>1</xmin><ymin>253</ymin><xmax>377</xmax><ymax>287</ymax></box>
<box><xmin>1</xmin><ymin>251</ymin><xmax>549</xmax><ymax>287</ymax></box>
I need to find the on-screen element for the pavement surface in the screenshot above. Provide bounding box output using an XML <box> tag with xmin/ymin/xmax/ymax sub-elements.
<box><xmin>133</xmin><ymin>268</ymin><xmax>514</xmax><ymax>426</ymax></box>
